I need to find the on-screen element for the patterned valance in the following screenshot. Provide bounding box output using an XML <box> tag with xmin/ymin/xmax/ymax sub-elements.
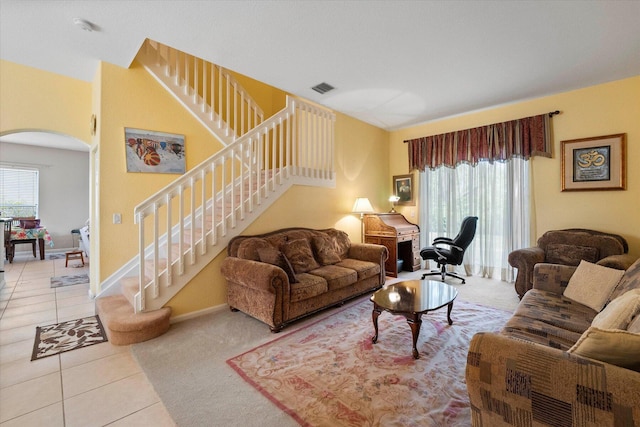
<box><xmin>405</xmin><ymin>113</ymin><xmax>552</xmax><ymax>171</ymax></box>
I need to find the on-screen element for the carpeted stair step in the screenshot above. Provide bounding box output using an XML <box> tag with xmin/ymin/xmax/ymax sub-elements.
<box><xmin>96</xmin><ymin>295</ymin><xmax>171</xmax><ymax>346</ymax></box>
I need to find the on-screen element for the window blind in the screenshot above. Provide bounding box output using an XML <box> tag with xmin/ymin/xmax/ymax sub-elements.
<box><xmin>0</xmin><ymin>167</ymin><xmax>39</xmax><ymax>217</ymax></box>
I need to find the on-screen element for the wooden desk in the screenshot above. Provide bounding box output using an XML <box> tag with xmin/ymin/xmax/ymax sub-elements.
<box><xmin>364</xmin><ymin>213</ymin><xmax>420</xmax><ymax>278</ymax></box>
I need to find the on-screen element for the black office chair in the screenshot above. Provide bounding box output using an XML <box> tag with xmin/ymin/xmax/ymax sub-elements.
<box><xmin>420</xmin><ymin>216</ymin><xmax>478</xmax><ymax>284</ymax></box>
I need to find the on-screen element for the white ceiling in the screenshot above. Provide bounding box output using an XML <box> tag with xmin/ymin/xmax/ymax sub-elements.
<box><xmin>1</xmin><ymin>0</ymin><xmax>640</xmax><ymax>134</ymax></box>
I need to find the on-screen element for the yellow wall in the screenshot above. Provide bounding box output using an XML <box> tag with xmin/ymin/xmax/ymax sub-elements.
<box><xmin>167</xmin><ymin>111</ymin><xmax>390</xmax><ymax>316</ymax></box>
<box><xmin>390</xmin><ymin>75</ymin><xmax>640</xmax><ymax>258</ymax></box>
<box><xmin>0</xmin><ymin>60</ymin><xmax>91</xmax><ymax>144</ymax></box>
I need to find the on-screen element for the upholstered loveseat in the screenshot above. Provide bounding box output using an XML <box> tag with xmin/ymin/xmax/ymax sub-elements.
<box><xmin>221</xmin><ymin>227</ymin><xmax>388</xmax><ymax>332</ymax></box>
<box><xmin>509</xmin><ymin>228</ymin><xmax>634</xmax><ymax>298</ymax></box>
<box><xmin>466</xmin><ymin>258</ymin><xmax>640</xmax><ymax>427</ymax></box>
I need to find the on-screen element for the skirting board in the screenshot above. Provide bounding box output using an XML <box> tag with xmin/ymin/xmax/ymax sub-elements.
<box><xmin>169</xmin><ymin>303</ymin><xmax>228</xmax><ymax>324</ymax></box>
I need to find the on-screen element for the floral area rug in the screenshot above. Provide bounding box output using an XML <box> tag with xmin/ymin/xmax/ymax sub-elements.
<box><xmin>227</xmin><ymin>299</ymin><xmax>511</xmax><ymax>426</ymax></box>
<box><xmin>50</xmin><ymin>273</ymin><xmax>89</xmax><ymax>288</ymax></box>
<box><xmin>31</xmin><ymin>315</ymin><xmax>108</xmax><ymax>361</ymax></box>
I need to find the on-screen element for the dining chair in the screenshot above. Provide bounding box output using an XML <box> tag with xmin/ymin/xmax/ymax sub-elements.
<box><xmin>8</xmin><ymin>217</ymin><xmax>38</xmax><ymax>263</ymax></box>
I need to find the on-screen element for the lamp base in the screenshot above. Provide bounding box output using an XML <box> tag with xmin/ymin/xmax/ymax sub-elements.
<box><xmin>389</xmin><ymin>207</ymin><xmax>397</xmax><ymax>213</ymax></box>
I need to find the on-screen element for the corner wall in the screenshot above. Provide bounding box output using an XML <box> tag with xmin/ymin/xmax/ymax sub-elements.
<box><xmin>390</xmin><ymin>75</ymin><xmax>640</xmax><ymax>258</ymax></box>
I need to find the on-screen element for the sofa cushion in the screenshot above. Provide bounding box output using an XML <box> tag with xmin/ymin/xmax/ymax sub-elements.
<box><xmin>307</xmin><ymin>265</ymin><xmax>357</xmax><ymax>291</ymax></box>
<box><xmin>257</xmin><ymin>246</ymin><xmax>298</xmax><ymax>284</ymax></box>
<box><xmin>290</xmin><ymin>274</ymin><xmax>328</xmax><ymax>303</ymax></box>
<box><xmin>609</xmin><ymin>257</ymin><xmax>640</xmax><ymax>301</ymax></box>
<box><xmin>335</xmin><ymin>258</ymin><xmax>380</xmax><ymax>281</ymax></box>
<box><xmin>312</xmin><ymin>233</ymin><xmax>342</xmax><ymax>265</ymax></box>
<box><xmin>502</xmin><ymin>315</ymin><xmax>585</xmax><ymax>350</ymax></box>
<box><xmin>592</xmin><ymin>289</ymin><xmax>640</xmax><ymax>330</ymax></box>
<box><xmin>513</xmin><ymin>289</ymin><xmax>596</xmax><ymax>332</ymax></box>
<box><xmin>563</xmin><ymin>260</ymin><xmax>624</xmax><ymax>312</ymax></box>
<box><xmin>546</xmin><ymin>243</ymin><xmax>598</xmax><ymax>266</ymax></box>
<box><xmin>568</xmin><ymin>327</ymin><xmax>640</xmax><ymax>371</ymax></box>
<box><xmin>281</xmin><ymin>238</ymin><xmax>320</xmax><ymax>274</ymax></box>
<box><xmin>237</xmin><ymin>238</ymin><xmax>272</xmax><ymax>261</ymax></box>
<box><xmin>628</xmin><ymin>315</ymin><xmax>640</xmax><ymax>333</ymax></box>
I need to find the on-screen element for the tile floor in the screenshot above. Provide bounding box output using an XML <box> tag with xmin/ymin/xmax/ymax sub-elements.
<box><xmin>0</xmin><ymin>252</ymin><xmax>175</xmax><ymax>426</ymax></box>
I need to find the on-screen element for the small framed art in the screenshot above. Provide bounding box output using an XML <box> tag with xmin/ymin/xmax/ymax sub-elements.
<box><xmin>125</xmin><ymin>127</ymin><xmax>186</xmax><ymax>174</ymax></box>
<box><xmin>393</xmin><ymin>174</ymin><xmax>415</xmax><ymax>206</ymax></box>
<box><xmin>561</xmin><ymin>133</ymin><xmax>626</xmax><ymax>191</ymax></box>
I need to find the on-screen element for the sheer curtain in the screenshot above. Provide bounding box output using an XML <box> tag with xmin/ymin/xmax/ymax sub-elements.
<box><xmin>419</xmin><ymin>158</ymin><xmax>530</xmax><ymax>282</ymax></box>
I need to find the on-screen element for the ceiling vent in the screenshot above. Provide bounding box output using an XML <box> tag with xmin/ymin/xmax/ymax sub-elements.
<box><xmin>311</xmin><ymin>82</ymin><xmax>335</xmax><ymax>94</ymax></box>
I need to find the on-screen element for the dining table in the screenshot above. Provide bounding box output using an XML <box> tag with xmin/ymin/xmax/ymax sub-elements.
<box><xmin>9</xmin><ymin>226</ymin><xmax>54</xmax><ymax>261</ymax></box>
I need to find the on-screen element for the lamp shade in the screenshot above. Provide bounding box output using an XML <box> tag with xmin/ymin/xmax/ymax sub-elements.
<box><xmin>388</xmin><ymin>195</ymin><xmax>400</xmax><ymax>203</ymax></box>
<box><xmin>352</xmin><ymin>197</ymin><xmax>374</xmax><ymax>214</ymax></box>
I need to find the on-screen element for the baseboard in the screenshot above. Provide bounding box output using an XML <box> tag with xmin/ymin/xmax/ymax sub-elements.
<box><xmin>169</xmin><ymin>303</ymin><xmax>228</xmax><ymax>324</ymax></box>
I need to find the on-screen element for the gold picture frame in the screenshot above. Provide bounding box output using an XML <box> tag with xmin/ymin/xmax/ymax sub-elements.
<box><xmin>561</xmin><ymin>133</ymin><xmax>626</xmax><ymax>191</ymax></box>
<box><xmin>393</xmin><ymin>174</ymin><xmax>415</xmax><ymax>206</ymax></box>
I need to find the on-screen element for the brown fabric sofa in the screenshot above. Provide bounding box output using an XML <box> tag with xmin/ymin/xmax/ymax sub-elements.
<box><xmin>466</xmin><ymin>259</ymin><xmax>640</xmax><ymax>427</ymax></box>
<box><xmin>221</xmin><ymin>227</ymin><xmax>388</xmax><ymax>332</ymax></box>
<box><xmin>509</xmin><ymin>228</ymin><xmax>634</xmax><ymax>298</ymax></box>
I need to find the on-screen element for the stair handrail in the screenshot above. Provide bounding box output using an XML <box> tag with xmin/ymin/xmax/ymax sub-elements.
<box><xmin>131</xmin><ymin>95</ymin><xmax>335</xmax><ymax>311</ymax></box>
<box><xmin>141</xmin><ymin>39</ymin><xmax>265</xmax><ymax>143</ymax></box>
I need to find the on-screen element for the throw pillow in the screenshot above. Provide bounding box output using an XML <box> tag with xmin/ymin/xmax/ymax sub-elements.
<box><xmin>312</xmin><ymin>234</ymin><xmax>342</xmax><ymax>265</ymax></box>
<box><xmin>608</xmin><ymin>257</ymin><xmax>640</xmax><ymax>301</ymax></box>
<box><xmin>257</xmin><ymin>246</ymin><xmax>298</xmax><ymax>284</ymax></box>
<box><xmin>237</xmin><ymin>238</ymin><xmax>271</xmax><ymax>261</ymax></box>
<box><xmin>592</xmin><ymin>289</ymin><xmax>640</xmax><ymax>330</ymax></box>
<box><xmin>628</xmin><ymin>315</ymin><xmax>640</xmax><ymax>334</ymax></box>
<box><xmin>546</xmin><ymin>243</ymin><xmax>599</xmax><ymax>266</ymax></box>
<box><xmin>563</xmin><ymin>260</ymin><xmax>624</xmax><ymax>312</ymax></box>
<box><xmin>281</xmin><ymin>238</ymin><xmax>320</xmax><ymax>274</ymax></box>
<box><xmin>568</xmin><ymin>327</ymin><xmax>640</xmax><ymax>372</ymax></box>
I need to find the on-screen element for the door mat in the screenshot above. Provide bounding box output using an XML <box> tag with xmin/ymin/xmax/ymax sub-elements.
<box><xmin>50</xmin><ymin>273</ymin><xmax>89</xmax><ymax>288</ymax></box>
<box><xmin>31</xmin><ymin>315</ymin><xmax>108</xmax><ymax>361</ymax></box>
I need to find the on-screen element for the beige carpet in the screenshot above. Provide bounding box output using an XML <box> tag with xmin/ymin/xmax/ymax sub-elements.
<box><xmin>131</xmin><ymin>273</ymin><xmax>520</xmax><ymax>426</ymax></box>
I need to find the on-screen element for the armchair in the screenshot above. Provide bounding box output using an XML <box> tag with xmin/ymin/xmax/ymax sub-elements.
<box><xmin>508</xmin><ymin>228</ymin><xmax>635</xmax><ymax>299</ymax></box>
<box><xmin>420</xmin><ymin>216</ymin><xmax>478</xmax><ymax>284</ymax></box>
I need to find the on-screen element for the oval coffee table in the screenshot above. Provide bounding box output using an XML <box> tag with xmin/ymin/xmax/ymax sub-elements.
<box><xmin>370</xmin><ymin>279</ymin><xmax>458</xmax><ymax>359</ymax></box>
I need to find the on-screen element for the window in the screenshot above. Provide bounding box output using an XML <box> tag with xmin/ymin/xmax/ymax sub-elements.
<box><xmin>0</xmin><ymin>167</ymin><xmax>39</xmax><ymax>217</ymax></box>
<box><xmin>419</xmin><ymin>158</ymin><xmax>530</xmax><ymax>282</ymax></box>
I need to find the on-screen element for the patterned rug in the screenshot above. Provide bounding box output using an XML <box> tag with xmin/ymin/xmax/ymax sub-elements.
<box><xmin>31</xmin><ymin>315</ymin><xmax>108</xmax><ymax>361</ymax></box>
<box><xmin>227</xmin><ymin>299</ymin><xmax>511</xmax><ymax>426</ymax></box>
<box><xmin>50</xmin><ymin>273</ymin><xmax>89</xmax><ymax>288</ymax></box>
<box><xmin>49</xmin><ymin>253</ymin><xmax>66</xmax><ymax>260</ymax></box>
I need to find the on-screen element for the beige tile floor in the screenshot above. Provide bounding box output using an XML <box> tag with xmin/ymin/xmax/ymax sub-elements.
<box><xmin>0</xmin><ymin>252</ymin><xmax>175</xmax><ymax>426</ymax></box>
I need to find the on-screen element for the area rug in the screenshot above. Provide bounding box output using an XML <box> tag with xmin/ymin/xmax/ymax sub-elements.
<box><xmin>50</xmin><ymin>273</ymin><xmax>89</xmax><ymax>288</ymax></box>
<box><xmin>31</xmin><ymin>315</ymin><xmax>108</xmax><ymax>361</ymax></box>
<box><xmin>227</xmin><ymin>299</ymin><xmax>511</xmax><ymax>426</ymax></box>
<box><xmin>48</xmin><ymin>253</ymin><xmax>66</xmax><ymax>260</ymax></box>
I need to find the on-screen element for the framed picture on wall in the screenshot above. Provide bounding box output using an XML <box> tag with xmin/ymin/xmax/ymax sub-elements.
<box><xmin>561</xmin><ymin>133</ymin><xmax>626</xmax><ymax>191</ymax></box>
<box><xmin>124</xmin><ymin>127</ymin><xmax>186</xmax><ymax>174</ymax></box>
<box><xmin>393</xmin><ymin>174</ymin><xmax>415</xmax><ymax>206</ymax></box>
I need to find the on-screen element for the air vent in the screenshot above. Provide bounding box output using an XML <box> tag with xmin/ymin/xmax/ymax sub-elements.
<box><xmin>311</xmin><ymin>82</ymin><xmax>335</xmax><ymax>94</ymax></box>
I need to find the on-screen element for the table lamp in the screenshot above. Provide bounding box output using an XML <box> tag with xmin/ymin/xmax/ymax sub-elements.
<box><xmin>352</xmin><ymin>197</ymin><xmax>374</xmax><ymax>242</ymax></box>
<box><xmin>388</xmin><ymin>195</ymin><xmax>400</xmax><ymax>213</ymax></box>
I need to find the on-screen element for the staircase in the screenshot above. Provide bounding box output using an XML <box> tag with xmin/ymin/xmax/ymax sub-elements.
<box><xmin>96</xmin><ymin>40</ymin><xmax>336</xmax><ymax>345</ymax></box>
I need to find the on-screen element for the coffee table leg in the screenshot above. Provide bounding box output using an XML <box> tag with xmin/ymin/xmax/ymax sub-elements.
<box><xmin>407</xmin><ymin>314</ymin><xmax>422</xmax><ymax>359</ymax></box>
<box><xmin>371</xmin><ymin>306</ymin><xmax>382</xmax><ymax>344</ymax></box>
<box><xmin>447</xmin><ymin>302</ymin><xmax>454</xmax><ymax>325</ymax></box>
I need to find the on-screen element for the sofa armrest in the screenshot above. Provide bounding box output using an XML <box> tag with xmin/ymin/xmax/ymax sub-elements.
<box><xmin>220</xmin><ymin>257</ymin><xmax>290</xmax><ymax>295</ymax></box>
<box><xmin>597</xmin><ymin>253</ymin><xmax>637</xmax><ymax>270</ymax></box>
<box><xmin>348</xmin><ymin>242</ymin><xmax>389</xmax><ymax>264</ymax></box>
<box><xmin>508</xmin><ymin>247</ymin><xmax>545</xmax><ymax>298</ymax></box>
<box><xmin>531</xmin><ymin>262</ymin><xmax>577</xmax><ymax>295</ymax></box>
<box><xmin>466</xmin><ymin>332</ymin><xmax>640</xmax><ymax>426</ymax></box>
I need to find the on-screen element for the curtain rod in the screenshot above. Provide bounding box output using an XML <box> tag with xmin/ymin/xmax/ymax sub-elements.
<box><xmin>403</xmin><ymin>111</ymin><xmax>560</xmax><ymax>143</ymax></box>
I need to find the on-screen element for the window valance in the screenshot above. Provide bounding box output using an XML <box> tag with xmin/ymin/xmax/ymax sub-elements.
<box><xmin>405</xmin><ymin>113</ymin><xmax>552</xmax><ymax>171</ymax></box>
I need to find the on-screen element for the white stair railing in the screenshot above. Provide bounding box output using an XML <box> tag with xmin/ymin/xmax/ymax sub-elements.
<box><xmin>132</xmin><ymin>96</ymin><xmax>335</xmax><ymax>312</ymax></box>
<box><xmin>138</xmin><ymin>39</ymin><xmax>264</xmax><ymax>145</ymax></box>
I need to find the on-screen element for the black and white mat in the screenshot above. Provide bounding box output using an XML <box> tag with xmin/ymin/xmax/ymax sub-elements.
<box><xmin>50</xmin><ymin>274</ymin><xmax>89</xmax><ymax>288</ymax></box>
<box><xmin>31</xmin><ymin>315</ymin><xmax>108</xmax><ymax>361</ymax></box>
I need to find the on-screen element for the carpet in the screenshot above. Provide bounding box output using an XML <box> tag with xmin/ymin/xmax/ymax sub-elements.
<box><xmin>50</xmin><ymin>273</ymin><xmax>89</xmax><ymax>288</ymax></box>
<box><xmin>31</xmin><ymin>315</ymin><xmax>108</xmax><ymax>360</ymax></box>
<box><xmin>227</xmin><ymin>299</ymin><xmax>511</xmax><ymax>426</ymax></box>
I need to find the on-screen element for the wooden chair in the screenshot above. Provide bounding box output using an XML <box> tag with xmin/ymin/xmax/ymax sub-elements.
<box><xmin>8</xmin><ymin>217</ymin><xmax>38</xmax><ymax>263</ymax></box>
<box><xmin>3</xmin><ymin>220</ymin><xmax>12</xmax><ymax>262</ymax></box>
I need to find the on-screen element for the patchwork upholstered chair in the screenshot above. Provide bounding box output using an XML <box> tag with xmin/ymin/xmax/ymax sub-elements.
<box><xmin>508</xmin><ymin>228</ymin><xmax>635</xmax><ymax>299</ymax></box>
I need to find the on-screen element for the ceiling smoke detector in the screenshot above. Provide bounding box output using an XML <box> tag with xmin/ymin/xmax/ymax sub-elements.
<box><xmin>311</xmin><ymin>82</ymin><xmax>335</xmax><ymax>94</ymax></box>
